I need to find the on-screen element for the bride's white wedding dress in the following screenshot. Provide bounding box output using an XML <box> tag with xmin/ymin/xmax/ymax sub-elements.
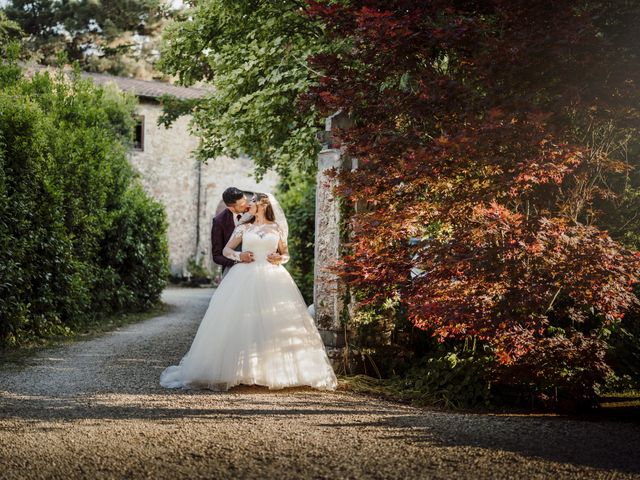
<box><xmin>160</xmin><ymin>222</ymin><xmax>338</xmax><ymax>391</ymax></box>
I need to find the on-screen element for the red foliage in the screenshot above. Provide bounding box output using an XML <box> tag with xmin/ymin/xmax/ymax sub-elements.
<box><xmin>497</xmin><ymin>329</ymin><xmax>613</xmax><ymax>408</ymax></box>
<box><xmin>306</xmin><ymin>1</ymin><xmax>640</xmax><ymax>367</ymax></box>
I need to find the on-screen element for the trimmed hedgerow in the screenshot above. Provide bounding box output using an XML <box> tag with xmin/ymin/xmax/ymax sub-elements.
<box><xmin>0</xmin><ymin>54</ymin><xmax>168</xmax><ymax>346</ymax></box>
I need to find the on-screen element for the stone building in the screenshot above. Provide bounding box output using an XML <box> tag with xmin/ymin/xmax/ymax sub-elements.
<box><xmin>82</xmin><ymin>72</ymin><xmax>279</xmax><ymax>277</ymax></box>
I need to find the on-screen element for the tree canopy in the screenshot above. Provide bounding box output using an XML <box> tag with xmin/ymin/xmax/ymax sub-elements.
<box><xmin>2</xmin><ymin>0</ymin><xmax>169</xmax><ymax>77</ymax></box>
<box><xmin>159</xmin><ymin>0</ymin><xmax>328</xmax><ymax>176</ymax></box>
<box><xmin>308</xmin><ymin>0</ymin><xmax>640</xmax><ymax>401</ymax></box>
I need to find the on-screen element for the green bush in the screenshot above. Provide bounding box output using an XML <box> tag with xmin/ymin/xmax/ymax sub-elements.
<box><xmin>0</xmin><ymin>55</ymin><xmax>168</xmax><ymax>345</ymax></box>
<box><xmin>98</xmin><ymin>185</ymin><xmax>169</xmax><ymax>312</ymax></box>
<box><xmin>184</xmin><ymin>254</ymin><xmax>212</xmax><ymax>286</ymax></box>
<box><xmin>0</xmin><ymin>81</ymin><xmax>78</xmax><ymax>341</ymax></box>
<box><xmin>606</xmin><ymin>303</ymin><xmax>640</xmax><ymax>391</ymax></box>
<box><xmin>277</xmin><ymin>168</ymin><xmax>316</xmax><ymax>304</ymax></box>
<box><xmin>392</xmin><ymin>353</ymin><xmax>494</xmax><ymax>408</ymax></box>
<box><xmin>344</xmin><ymin>352</ymin><xmax>494</xmax><ymax>409</ymax></box>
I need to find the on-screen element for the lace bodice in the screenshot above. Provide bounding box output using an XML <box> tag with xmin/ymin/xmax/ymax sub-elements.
<box><xmin>223</xmin><ymin>222</ymin><xmax>289</xmax><ymax>264</ymax></box>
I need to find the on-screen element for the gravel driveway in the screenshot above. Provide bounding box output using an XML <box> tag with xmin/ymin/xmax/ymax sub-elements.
<box><xmin>1</xmin><ymin>287</ymin><xmax>639</xmax><ymax>479</ymax></box>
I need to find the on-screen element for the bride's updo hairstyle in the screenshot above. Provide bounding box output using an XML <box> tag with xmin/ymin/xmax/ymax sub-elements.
<box><xmin>254</xmin><ymin>193</ymin><xmax>276</xmax><ymax>222</ymax></box>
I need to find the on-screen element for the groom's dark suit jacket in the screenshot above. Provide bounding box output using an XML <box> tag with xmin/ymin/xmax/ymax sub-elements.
<box><xmin>211</xmin><ymin>209</ymin><xmax>238</xmax><ymax>268</ymax></box>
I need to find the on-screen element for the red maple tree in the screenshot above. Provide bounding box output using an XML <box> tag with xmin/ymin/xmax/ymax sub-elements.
<box><xmin>306</xmin><ymin>0</ymin><xmax>640</xmax><ymax>394</ymax></box>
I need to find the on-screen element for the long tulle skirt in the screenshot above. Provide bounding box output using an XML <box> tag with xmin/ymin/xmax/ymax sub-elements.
<box><xmin>160</xmin><ymin>261</ymin><xmax>338</xmax><ymax>391</ymax></box>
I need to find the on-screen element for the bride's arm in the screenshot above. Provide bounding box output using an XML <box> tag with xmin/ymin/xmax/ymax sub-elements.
<box><xmin>266</xmin><ymin>224</ymin><xmax>289</xmax><ymax>265</ymax></box>
<box><xmin>222</xmin><ymin>226</ymin><xmax>244</xmax><ymax>262</ymax></box>
<box><xmin>276</xmin><ymin>236</ymin><xmax>290</xmax><ymax>265</ymax></box>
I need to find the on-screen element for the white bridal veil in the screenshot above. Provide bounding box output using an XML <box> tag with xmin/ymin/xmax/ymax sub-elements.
<box><xmin>265</xmin><ymin>192</ymin><xmax>288</xmax><ymax>244</ymax></box>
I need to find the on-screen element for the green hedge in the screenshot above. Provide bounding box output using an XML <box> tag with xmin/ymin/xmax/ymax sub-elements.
<box><xmin>277</xmin><ymin>168</ymin><xmax>316</xmax><ymax>305</ymax></box>
<box><xmin>0</xmin><ymin>56</ymin><xmax>168</xmax><ymax>346</ymax></box>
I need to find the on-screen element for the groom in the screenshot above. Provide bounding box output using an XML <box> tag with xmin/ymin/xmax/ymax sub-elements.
<box><xmin>211</xmin><ymin>187</ymin><xmax>255</xmax><ymax>276</ymax></box>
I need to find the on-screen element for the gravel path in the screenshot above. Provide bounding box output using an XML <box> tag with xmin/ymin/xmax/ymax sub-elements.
<box><xmin>1</xmin><ymin>287</ymin><xmax>639</xmax><ymax>480</ymax></box>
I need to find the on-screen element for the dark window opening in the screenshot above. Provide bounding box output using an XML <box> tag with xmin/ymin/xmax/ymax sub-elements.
<box><xmin>134</xmin><ymin>116</ymin><xmax>144</xmax><ymax>151</ymax></box>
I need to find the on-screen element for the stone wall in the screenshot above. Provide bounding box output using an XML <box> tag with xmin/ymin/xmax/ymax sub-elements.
<box><xmin>128</xmin><ymin>99</ymin><xmax>278</xmax><ymax>276</ymax></box>
<box><xmin>312</xmin><ymin>111</ymin><xmax>354</xmax><ymax>355</ymax></box>
<box><xmin>313</xmin><ymin>148</ymin><xmax>345</xmax><ymax>347</ymax></box>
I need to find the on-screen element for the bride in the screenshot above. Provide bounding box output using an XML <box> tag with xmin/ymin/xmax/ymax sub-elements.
<box><xmin>160</xmin><ymin>193</ymin><xmax>338</xmax><ymax>391</ymax></box>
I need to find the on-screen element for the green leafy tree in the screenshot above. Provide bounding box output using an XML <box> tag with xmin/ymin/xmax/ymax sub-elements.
<box><xmin>0</xmin><ymin>10</ymin><xmax>22</xmax><ymax>44</ymax></box>
<box><xmin>3</xmin><ymin>0</ymin><xmax>169</xmax><ymax>77</ymax></box>
<box><xmin>158</xmin><ymin>0</ymin><xmax>327</xmax><ymax>176</ymax></box>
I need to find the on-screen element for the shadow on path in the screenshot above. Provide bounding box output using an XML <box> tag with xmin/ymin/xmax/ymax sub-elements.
<box><xmin>2</xmin><ymin>288</ymin><xmax>640</xmax><ymax>477</ymax></box>
<box><xmin>316</xmin><ymin>411</ymin><xmax>640</xmax><ymax>475</ymax></box>
<box><xmin>2</xmin><ymin>389</ymin><xmax>640</xmax><ymax>475</ymax></box>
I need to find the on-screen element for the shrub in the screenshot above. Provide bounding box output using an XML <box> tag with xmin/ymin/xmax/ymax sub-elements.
<box><xmin>184</xmin><ymin>254</ymin><xmax>212</xmax><ymax>286</ymax></box>
<box><xmin>345</xmin><ymin>352</ymin><xmax>494</xmax><ymax>409</ymax></box>
<box><xmin>606</xmin><ymin>303</ymin><xmax>640</xmax><ymax>391</ymax></box>
<box><xmin>98</xmin><ymin>185</ymin><xmax>169</xmax><ymax>312</ymax></box>
<box><xmin>493</xmin><ymin>330</ymin><xmax>612</xmax><ymax>410</ymax></box>
<box><xmin>393</xmin><ymin>353</ymin><xmax>494</xmax><ymax>409</ymax></box>
<box><xmin>0</xmin><ymin>56</ymin><xmax>168</xmax><ymax>345</ymax></box>
<box><xmin>277</xmin><ymin>168</ymin><xmax>316</xmax><ymax>304</ymax></box>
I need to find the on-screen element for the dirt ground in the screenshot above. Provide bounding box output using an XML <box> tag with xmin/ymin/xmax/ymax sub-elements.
<box><xmin>1</xmin><ymin>287</ymin><xmax>639</xmax><ymax>479</ymax></box>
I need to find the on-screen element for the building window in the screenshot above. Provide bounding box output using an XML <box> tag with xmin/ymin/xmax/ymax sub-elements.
<box><xmin>134</xmin><ymin>115</ymin><xmax>144</xmax><ymax>151</ymax></box>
